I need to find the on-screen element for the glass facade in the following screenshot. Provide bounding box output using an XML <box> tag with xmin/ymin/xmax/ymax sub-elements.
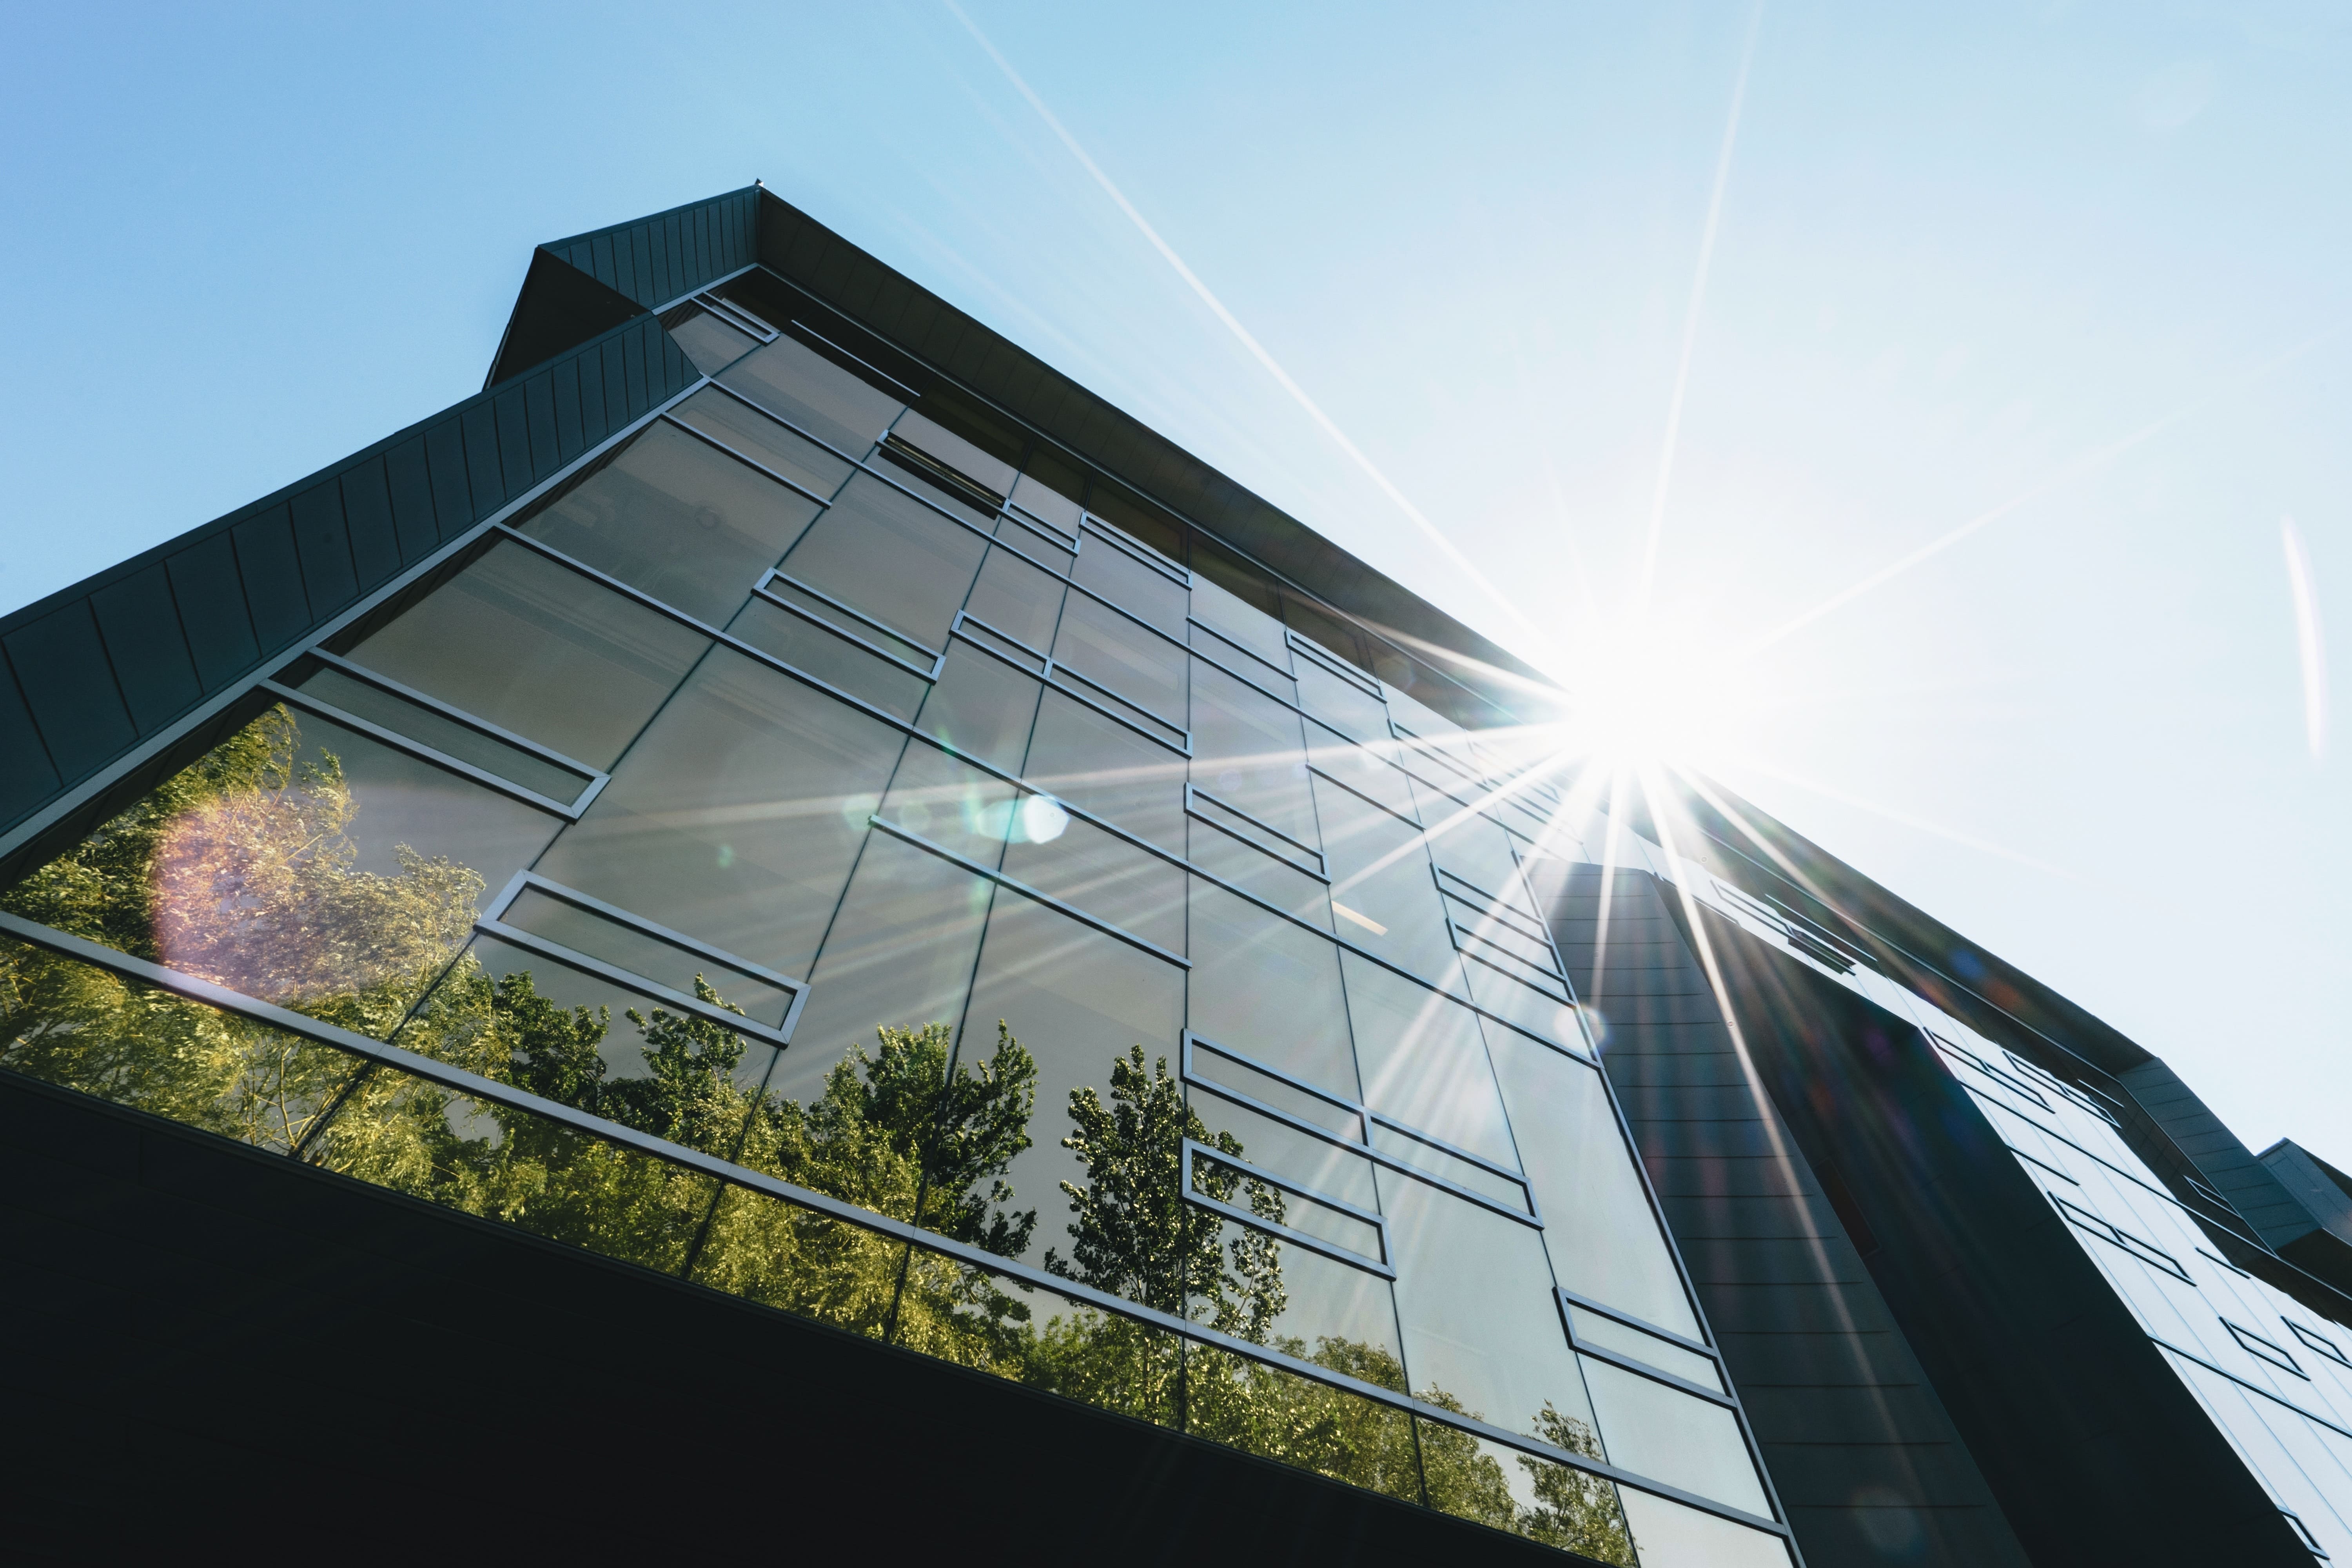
<box><xmin>0</xmin><ymin>290</ymin><xmax>1790</xmax><ymax>1566</ymax></box>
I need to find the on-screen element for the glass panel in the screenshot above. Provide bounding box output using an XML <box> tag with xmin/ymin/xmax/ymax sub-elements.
<box><xmin>1296</xmin><ymin>657</ymin><xmax>1389</xmax><ymax>742</ymax></box>
<box><xmin>521</xmin><ymin>421</ymin><xmax>824</xmax><ymax>627</ymax></box>
<box><xmin>759</xmin><ymin>833</ymin><xmax>995</xmax><ymax>1220</ymax></box>
<box><xmin>1185</xmin><ymin>802</ymin><xmax>1331</xmax><ymax>928</ymax></box>
<box><xmin>1189</xmin><ymin>1040</ymin><xmax>1363</xmax><ymax>1142</ymax></box>
<box><xmin>345</xmin><ymin>539</ymin><xmax>708</xmax><ymax>769</ymax></box>
<box><xmin>1380</xmin><ymin>1165</ymin><xmax>1600</xmax><ymax>1443</ymax></box>
<box><xmin>964</xmin><ymin>1266</ymin><xmax>1183</xmax><ymax>1426</ymax></box>
<box><xmin>1184</xmin><ymin>1341</ymin><xmax>1419</xmax><ymax>1502</ymax></box>
<box><xmin>532</xmin><ymin>647</ymin><xmax>903</xmax><ymax>982</ymax></box>
<box><xmin>1022</xmin><ymin>687</ymin><xmax>1186</xmax><ymax>851</ymax></box>
<box><xmin>1191</xmin><ymin>617</ymin><xmax>1298</xmax><ymax>704</ymax></box>
<box><xmin>1008</xmin><ymin>471</ymin><xmax>1083</xmax><ymax>537</ymax></box>
<box><xmin>7</xmin><ymin>706</ymin><xmax>556</xmax><ymax>1038</ymax></box>
<box><xmin>1190</xmin><ymin>659</ymin><xmax>1315</xmax><ymax>850</ymax></box>
<box><xmin>958</xmin><ymin>891</ymin><xmax>1186</xmax><ymax>1279</ymax></box>
<box><xmin>1314</xmin><ymin>775</ymin><xmax>1460</xmax><ymax>984</ymax></box>
<box><xmin>401</xmin><ymin>934</ymin><xmax>777</xmax><ymax>1151</ymax></box>
<box><xmin>1567</xmin><ymin>1304</ymin><xmax>1724</xmax><ymax>1394</ymax></box>
<box><xmin>996</xmin><ymin>510</ymin><xmax>1078</xmax><ymax>571</ymax></box>
<box><xmin>1073</xmin><ymin>531</ymin><xmax>1187</xmax><ymax>633</ymax></box>
<box><xmin>668</xmin><ymin>388</ymin><xmax>854</xmax><ymax>499</ymax></box>
<box><xmin>690</xmin><ymin>1182</ymin><xmax>904</xmax><ymax>1339</ymax></box>
<box><xmin>1053</xmin><ymin>593</ymin><xmax>1186</xmax><ymax>728</ymax></box>
<box><xmin>1281</xmin><ymin>593</ymin><xmax>1371</xmax><ymax>676</ymax></box>
<box><xmin>1188</xmin><ymin>570</ymin><xmax>1290</xmax><ymax>672</ymax></box>
<box><xmin>1368</xmin><ymin>1122</ymin><xmax>1530</xmax><ymax>1212</ymax></box>
<box><xmin>915</xmin><ymin>642</ymin><xmax>1042</xmax><ymax>775</ymax></box>
<box><xmin>292</xmin><ymin>666</ymin><xmax>592</xmax><ymax>803</ymax></box>
<box><xmin>878</xmin><ymin>740</ymin><xmax>1021</xmax><ymax>868</ymax></box>
<box><xmin>780</xmin><ymin>472</ymin><xmax>989</xmax><ymax>651</ymax></box>
<box><xmin>668</xmin><ymin>309</ymin><xmax>757</xmax><ymax>376</ymax></box>
<box><xmin>1307</xmin><ymin>723</ymin><xmax>1419</xmax><ymax>822</ymax></box>
<box><xmin>1189</xmin><ymin>881</ymin><xmax>1359</xmax><ymax>1100</ymax></box>
<box><xmin>717</xmin><ymin>334</ymin><xmax>904</xmax><ymax>456</ymax></box>
<box><xmin>726</xmin><ymin>596</ymin><xmax>928</xmax><ymax>722</ymax></box>
<box><xmin>0</xmin><ymin>935</ymin><xmax>366</xmax><ymax>1154</ymax></box>
<box><xmin>1417</xmin><ymin>1423</ymin><xmax>1636</xmax><ymax>1565</ymax></box>
<box><xmin>1616</xmin><ymin>1491</ymin><xmax>1795</xmax><ymax>1568</ymax></box>
<box><xmin>1192</xmin><ymin>1093</ymin><xmax>1383</xmax><ymax>1218</ymax></box>
<box><xmin>962</xmin><ymin>543</ymin><xmax>1067</xmax><ymax>657</ymax></box>
<box><xmin>891</xmin><ymin>408</ymin><xmax>1016</xmax><ymax>499</ymax></box>
<box><xmin>1341</xmin><ymin>954</ymin><xmax>1516</xmax><ymax>1167</ymax></box>
<box><xmin>499</xmin><ymin>884</ymin><xmax>794</xmax><ymax>1029</ymax></box>
<box><xmin>312</xmin><ymin>1063</ymin><xmax>718</xmax><ymax>1277</ymax></box>
<box><xmin>999</xmin><ymin>811</ymin><xmax>1185</xmax><ymax>957</ymax></box>
<box><xmin>1581</xmin><ymin>1357</ymin><xmax>1770</xmax><ymax>1515</ymax></box>
<box><xmin>1189</xmin><ymin>1152</ymin><xmax>1385</xmax><ymax>1263</ymax></box>
<box><xmin>1483</xmin><ymin>1027</ymin><xmax>1704</xmax><ymax>1340</ymax></box>
<box><xmin>1463</xmin><ymin>962</ymin><xmax>1581</xmax><ymax>1048</ymax></box>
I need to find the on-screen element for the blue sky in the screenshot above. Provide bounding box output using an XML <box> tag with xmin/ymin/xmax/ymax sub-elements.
<box><xmin>2</xmin><ymin>1</ymin><xmax>2345</xmax><ymax>1156</ymax></box>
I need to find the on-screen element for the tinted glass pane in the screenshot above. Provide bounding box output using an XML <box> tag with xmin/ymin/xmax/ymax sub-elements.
<box><xmin>1187</xmin><ymin>797</ymin><xmax>1331</xmax><ymax>927</ymax></box>
<box><xmin>996</xmin><ymin>510</ymin><xmax>1079</xmax><ymax>572</ymax></box>
<box><xmin>766</xmin><ymin>831</ymin><xmax>993</xmax><ymax>1160</ymax></box>
<box><xmin>1380</xmin><ymin>1166</ymin><xmax>1598</xmax><ymax>1443</ymax></box>
<box><xmin>1417</xmin><ymin>1423</ymin><xmax>1635</xmax><ymax>1564</ymax></box>
<box><xmin>945</xmin><ymin>1263</ymin><xmax>1182</xmax><ymax>1426</ymax></box>
<box><xmin>1185</xmin><ymin>1339</ymin><xmax>1419</xmax><ymax>1501</ymax></box>
<box><xmin>1483</xmin><ymin>1028</ymin><xmax>1702</xmax><ymax>1339</ymax></box>
<box><xmin>726</xmin><ymin>596</ymin><xmax>928</xmax><ymax>722</ymax></box>
<box><xmin>1191</xmin><ymin>618</ymin><xmax>1297</xmax><ymax>705</ymax></box>
<box><xmin>691</xmin><ymin>1183</ymin><xmax>905</xmax><ymax>1339</ymax></box>
<box><xmin>891</xmin><ymin>408</ymin><xmax>1016</xmax><ymax>499</ymax></box>
<box><xmin>1368</xmin><ymin>1122</ymin><xmax>1531</xmax><ymax>1212</ymax></box>
<box><xmin>405</xmin><ymin>934</ymin><xmax>778</xmax><ymax>1144</ymax></box>
<box><xmin>1315</xmin><ymin>779</ymin><xmax>1460</xmax><ymax>985</ymax></box>
<box><xmin>1463</xmin><ymin>960</ymin><xmax>1579</xmax><ymax>1047</ymax></box>
<box><xmin>959</xmin><ymin>891</ymin><xmax>1186</xmax><ymax>1279</ymax></box>
<box><xmin>1192</xmin><ymin>1091</ymin><xmax>1382</xmax><ymax>1216</ymax></box>
<box><xmin>1022</xmin><ymin>687</ymin><xmax>1186</xmax><ymax>851</ymax></box>
<box><xmin>0</xmin><ymin>936</ymin><xmax>365</xmax><ymax>1154</ymax></box>
<box><xmin>1053</xmin><ymin>593</ymin><xmax>1186</xmax><ymax>728</ymax></box>
<box><xmin>1342</xmin><ymin>954</ymin><xmax>1516</xmax><ymax>1167</ymax></box>
<box><xmin>670</xmin><ymin>310</ymin><xmax>757</xmax><ymax>376</ymax></box>
<box><xmin>1189</xmin><ymin>570</ymin><xmax>1289</xmax><ymax>671</ymax></box>
<box><xmin>879</xmin><ymin>740</ymin><xmax>1021</xmax><ymax>869</ymax></box>
<box><xmin>1296</xmin><ymin>657</ymin><xmax>1389</xmax><ymax>742</ymax></box>
<box><xmin>1008</xmin><ymin>471</ymin><xmax>1083</xmax><ymax>537</ymax></box>
<box><xmin>781</xmin><ymin>472</ymin><xmax>987</xmax><ymax>651</ymax></box>
<box><xmin>292</xmin><ymin>666</ymin><xmax>592</xmax><ymax>803</ymax></box>
<box><xmin>999</xmin><ymin>811</ymin><xmax>1184</xmax><ymax>957</ymax></box>
<box><xmin>962</xmin><ymin>543</ymin><xmax>1067</xmax><ymax>656</ymax></box>
<box><xmin>1581</xmin><ymin>1358</ymin><xmax>1768</xmax><ymax>1515</ymax></box>
<box><xmin>1567</xmin><ymin>1304</ymin><xmax>1723</xmax><ymax>1393</ymax></box>
<box><xmin>499</xmin><ymin>884</ymin><xmax>795</xmax><ymax>1028</ymax></box>
<box><xmin>718</xmin><ymin>335</ymin><xmax>904</xmax><ymax>456</ymax></box>
<box><xmin>1308</xmin><ymin>724</ymin><xmax>1419</xmax><ymax>822</ymax></box>
<box><xmin>1191</xmin><ymin>659</ymin><xmax>1314</xmax><ymax>848</ymax></box>
<box><xmin>345</xmin><ymin>539</ymin><xmax>707</xmax><ymax>768</ymax></box>
<box><xmin>916</xmin><ymin>642</ymin><xmax>1042</xmax><ymax>775</ymax></box>
<box><xmin>668</xmin><ymin>388</ymin><xmax>855</xmax><ymax>499</ymax></box>
<box><xmin>533</xmin><ymin>648</ymin><xmax>902</xmax><ymax>982</ymax></box>
<box><xmin>1190</xmin><ymin>1040</ymin><xmax>1363</xmax><ymax>1142</ymax></box>
<box><xmin>1615</xmin><ymin>1492</ymin><xmax>1794</xmax><ymax>1568</ymax></box>
<box><xmin>1073</xmin><ymin>532</ymin><xmax>1186</xmax><ymax>633</ymax></box>
<box><xmin>522</xmin><ymin>421</ymin><xmax>824</xmax><ymax>626</ymax></box>
<box><xmin>1189</xmin><ymin>881</ymin><xmax>1359</xmax><ymax>1100</ymax></box>
<box><xmin>1426</xmin><ymin>806</ymin><xmax>1535</xmax><ymax>914</ymax></box>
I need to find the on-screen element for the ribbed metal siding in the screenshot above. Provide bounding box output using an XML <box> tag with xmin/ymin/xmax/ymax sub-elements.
<box><xmin>543</xmin><ymin>187</ymin><xmax>759</xmax><ymax>310</ymax></box>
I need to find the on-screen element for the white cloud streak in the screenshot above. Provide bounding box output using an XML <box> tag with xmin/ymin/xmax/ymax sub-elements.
<box><xmin>2283</xmin><ymin>515</ymin><xmax>2329</xmax><ymax>761</ymax></box>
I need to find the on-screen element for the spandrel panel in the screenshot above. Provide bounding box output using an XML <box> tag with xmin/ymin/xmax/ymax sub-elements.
<box><xmin>499</xmin><ymin>885</ymin><xmax>794</xmax><ymax>1028</ymax></box>
<box><xmin>401</xmin><ymin>933</ymin><xmax>776</xmax><ymax>1151</ymax></box>
<box><xmin>717</xmin><ymin>334</ymin><xmax>904</xmax><ymax>456</ymax></box>
<box><xmin>766</xmin><ymin>829</ymin><xmax>991</xmax><ymax>1134</ymax></box>
<box><xmin>1191</xmin><ymin>659</ymin><xmax>1315</xmax><ymax>849</ymax></box>
<box><xmin>726</xmin><ymin>596</ymin><xmax>929</xmax><ymax>722</ymax></box>
<box><xmin>1189</xmin><ymin>880</ymin><xmax>1360</xmax><ymax>1100</ymax></box>
<box><xmin>1022</xmin><ymin>687</ymin><xmax>1187</xmax><ymax>851</ymax></box>
<box><xmin>781</xmin><ymin>472</ymin><xmax>987</xmax><ymax>652</ymax></box>
<box><xmin>1314</xmin><ymin>776</ymin><xmax>1460</xmax><ymax>984</ymax></box>
<box><xmin>879</xmin><ymin>740</ymin><xmax>1021</xmax><ymax>867</ymax></box>
<box><xmin>958</xmin><ymin>889</ymin><xmax>1186</xmax><ymax>1283</ymax></box>
<box><xmin>1484</xmin><ymin>1026</ymin><xmax>1702</xmax><ymax>1340</ymax></box>
<box><xmin>668</xmin><ymin>388</ymin><xmax>855</xmax><ymax>499</ymax></box>
<box><xmin>1416</xmin><ymin>1422</ymin><xmax>1636</xmax><ymax>1565</ymax></box>
<box><xmin>1185</xmin><ymin>1341</ymin><xmax>1419</xmax><ymax>1502</ymax></box>
<box><xmin>998</xmin><ymin>810</ymin><xmax>1184</xmax><ymax>956</ymax></box>
<box><xmin>0</xmin><ymin>935</ymin><xmax>367</xmax><ymax>1156</ymax></box>
<box><xmin>1615</xmin><ymin>1492</ymin><xmax>1795</xmax><ymax>1568</ymax></box>
<box><xmin>1072</xmin><ymin>533</ymin><xmax>1186</xmax><ymax>634</ymax></box>
<box><xmin>532</xmin><ymin>647</ymin><xmax>902</xmax><ymax>982</ymax></box>
<box><xmin>1380</xmin><ymin>1165</ymin><xmax>1600</xmax><ymax>1443</ymax></box>
<box><xmin>316</xmin><ymin>1064</ymin><xmax>717</xmax><ymax>1276</ymax></box>
<box><xmin>1341</xmin><ymin>953</ymin><xmax>1517</xmax><ymax>1168</ymax></box>
<box><xmin>292</xmin><ymin>668</ymin><xmax>590</xmax><ymax>806</ymax></box>
<box><xmin>1580</xmin><ymin>1358</ymin><xmax>1767</xmax><ymax>1515</ymax></box>
<box><xmin>345</xmin><ymin>539</ymin><xmax>707</xmax><ymax>769</ymax></box>
<box><xmin>521</xmin><ymin>422</ymin><xmax>824</xmax><ymax>627</ymax></box>
<box><xmin>915</xmin><ymin>643</ymin><xmax>1042</xmax><ymax>775</ymax></box>
<box><xmin>962</xmin><ymin>543</ymin><xmax>1068</xmax><ymax>656</ymax></box>
<box><xmin>1052</xmin><ymin>593</ymin><xmax>1186</xmax><ymax>728</ymax></box>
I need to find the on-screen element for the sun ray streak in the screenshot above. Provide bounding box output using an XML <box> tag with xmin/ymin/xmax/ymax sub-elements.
<box><xmin>940</xmin><ymin>0</ymin><xmax>1561</xmax><ymax>668</ymax></box>
<box><xmin>1633</xmin><ymin>0</ymin><xmax>1765</xmax><ymax>619</ymax></box>
<box><xmin>2283</xmin><ymin>515</ymin><xmax>2330</xmax><ymax>762</ymax></box>
<box><xmin>1743</xmin><ymin>319</ymin><xmax>2352</xmax><ymax>659</ymax></box>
